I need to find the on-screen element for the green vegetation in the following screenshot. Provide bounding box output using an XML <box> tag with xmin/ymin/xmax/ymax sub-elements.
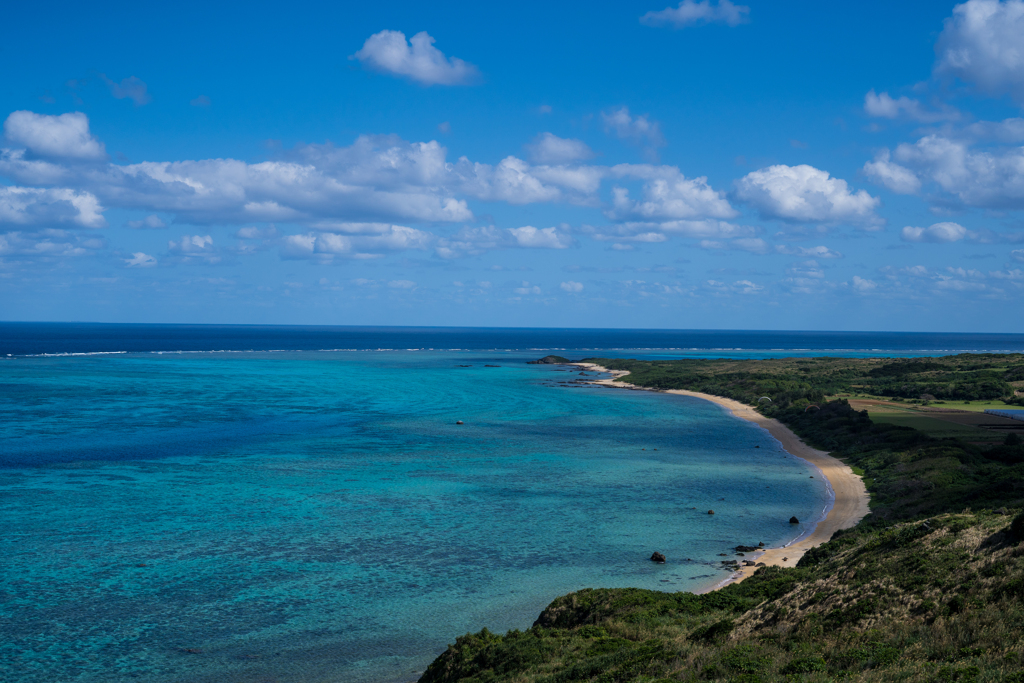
<box><xmin>420</xmin><ymin>354</ymin><xmax>1024</xmax><ymax>682</ymax></box>
<box><xmin>584</xmin><ymin>354</ymin><xmax>1024</xmax><ymax>408</ymax></box>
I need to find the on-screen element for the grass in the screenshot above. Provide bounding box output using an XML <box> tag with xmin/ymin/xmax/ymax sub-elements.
<box><xmin>866</xmin><ymin>413</ymin><xmax>1003</xmax><ymax>442</ymax></box>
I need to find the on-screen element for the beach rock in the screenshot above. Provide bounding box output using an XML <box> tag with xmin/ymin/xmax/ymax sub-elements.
<box><xmin>708</xmin><ymin>510</ymin><xmax>715</xmax><ymax>515</ymax></box>
<box><xmin>650</xmin><ymin>552</ymin><xmax>666</xmax><ymax>563</ymax></box>
<box><xmin>756</xmin><ymin>562</ymin><xmax>766</xmax><ymax>567</ymax></box>
<box><xmin>735</xmin><ymin>545</ymin><xmax>758</xmax><ymax>552</ymax></box>
<box><xmin>743</xmin><ymin>560</ymin><xmax>756</xmax><ymax>566</ymax></box>
<box><xmin>527</xmin><ymin>355</ymin><xmax>570</xmax><ymax>365</ymax></box>
<box><xmin>758</xmin><ymin>542</ymin><xmax>764</xmax><ymax>547</ymax></box>
<box><xmin>789</xmin><ymin>516</ymin><xmax>799</xmax><ymax>524</ymax></box>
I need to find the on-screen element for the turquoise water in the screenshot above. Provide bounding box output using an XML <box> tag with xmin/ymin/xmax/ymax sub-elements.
<box><xmin>1</xmin><ymin>350</ymin><xmax>829</xmax><ymax>683</ymax></box>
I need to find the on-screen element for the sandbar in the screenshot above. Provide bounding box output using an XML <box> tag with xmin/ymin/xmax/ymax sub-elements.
<box><xmin>573</xmin><ymin>363</ymin><xmax>870</xmax><ymax>589</ymax></box>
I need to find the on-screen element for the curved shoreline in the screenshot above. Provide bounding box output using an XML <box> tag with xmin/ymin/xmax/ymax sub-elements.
<box><xmin>574</xmin><ymin>363</ymin><xmax>870</xmax><ymax>589</ymax></box>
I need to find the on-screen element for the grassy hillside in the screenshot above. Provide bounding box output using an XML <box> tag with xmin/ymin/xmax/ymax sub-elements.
<box><xmin>419</xmin><ymin>355</ymin><xmax>1024</xmax><ymax>683</ymax></box>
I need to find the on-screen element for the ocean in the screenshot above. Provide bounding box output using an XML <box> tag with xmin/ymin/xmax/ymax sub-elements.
<box><xmin>2</xmin><ymin>325</ymin><xmax>1023</xmax><ymax>683</ymax></box>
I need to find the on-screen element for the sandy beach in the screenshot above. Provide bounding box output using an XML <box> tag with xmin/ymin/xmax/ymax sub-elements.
<box><xmin>574</xmin><ymin>363</ymin><xmax>871</xmax><ymax>588</ymax></box>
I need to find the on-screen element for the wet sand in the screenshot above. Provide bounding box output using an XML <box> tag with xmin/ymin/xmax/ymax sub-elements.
<box><xmin>574</xmin><ymin>363</ymin><xmax>871</xmax><ymax>588</ymax></box>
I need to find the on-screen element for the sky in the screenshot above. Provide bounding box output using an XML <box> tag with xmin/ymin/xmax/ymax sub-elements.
<box><xmin>2</xmin><ymin>0</ymin><xmax>1024</xmax><ymax>332</ymax></box>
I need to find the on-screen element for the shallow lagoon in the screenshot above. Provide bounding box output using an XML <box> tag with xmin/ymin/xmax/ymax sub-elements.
<box><xmin>1</xmin><ymin>350</ymin><xmax>829</xmax><ymax>683</ymax></box>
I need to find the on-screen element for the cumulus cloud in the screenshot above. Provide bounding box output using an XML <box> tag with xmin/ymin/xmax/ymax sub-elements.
<box><xmin>508</xmin><ymin>225</ymin><xmax>573</xmax><ymax>248</ymax></box>
<box><xmin>100</xmin><ymin>74</ymin><xmax>152</xmax><ymax>106</ymax></box>
<box><xmin>735</xmin><ymin>164</ymin><xmax>882</xmax><ymax>227</ymax></box>
<box><xmin>640</xmin><ymin>0</ymin><xmax>750</xmax><ymax>28</ymax></box>
<box><xmin>863</xmin><ymin>150</ymin><xmax>921</xmax><ymax>194</ymax></box>
<box><xmin>124</xmin><ymin>252</ymin><xmax>156</xmax><ymax>267</ymax></box>
<box><xmin>934</xmin><ymin>0</ymin><xmax>1024</xmax><ymax>103</ymax></box>
<box><xmin>4</xmin><ymin>111</ymin><xmax>106</xmax><ymax>160</ymax></box>
<box><xmin>388</xmin><ymin>279</ymin><xmax>416</xmax><ymax>289</ymax></box>
<box><xmin>901</xmin><ymin>222</ymin><xmax>970</xmax><ymax>242</ymax></box>
<box><xmin>127</xmin><ymin>214</ymin><xmax>166</xmax><ymax>229</ymax></box>
<box><xmin>886</xmin><ymin>134</ymin><xmax>1024</xmax><ymax>209</ymax></box>
<box><xmin>605</xmin><ymin>164</ymin><xmax>736</xmax><ymax>221</ymax></box>
<box><xmin>282</xmin><ymin>225</ymin><xmax>433</xmax><ymax>261</ymax></box>
<box><xmin>851</xmin><ymin>275</ymin><xmax>877</xmax><ymax>292</ymax></box>
<box><xmin>1012</xmin><ymin>248</ymin><xmax>1024</xmax><ymax>261</ymax></box>
<box><xmin>526</xmin><ymin>133</ymin><xmax>594</xmax><ymax>164</ymax></box>
<box><xmin>0</xmin><ymin>229</ymin><xmax>102</xmax><ymax>259</ymax></box>
<box><xmin>775</xmin><ymin>244</ymin><xmax>843</xmax><ymax>258</ymax></box>
<box><xmin>514</xmin><ymin>281</ymin><xmax>542</xmax><ymax>295</ymax></box>
<box><xmin>560</xmin><ymin>280</ymin><xmax>584</xmax><ymax>292</ymax></box>
<box><xmin>352</xmin><ymin>30</ymin><xmax>479</xmax><ymax>86</ymax></box>
<box><xmin>601</xmin><ymin>107</ymin><xmax>666</xmax><ymax>158</ymax></box>
<box><xmin>862</xmin><ymin>90</ymin><xmax>959</xmax><ymax>122</ymax></box>
<box><xmin>0</xmin><ymin>186</ymin><xmax>105</xmax><ymax>228</ymax></box>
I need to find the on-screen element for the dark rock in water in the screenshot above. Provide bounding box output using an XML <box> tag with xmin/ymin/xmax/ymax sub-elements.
<box><xmin>484</xmin><ymin>364</ymin><xmax>500</xmax><ymax>367</ymax></box>
<box><xmin>458</xmin><ymin>365</ymin><xmax>472</xmax><ymax>367</ymax></box>
<box><xmin>758</xmin><ymin>541</ymin><xmax>764</xmax><ymax>547</ymax></box>
<box><xmin>735</xmin><ymin>545</ymin><xmax>758</xmax><ymax>552</ymax></box>
<box><xmin>527</xmin><ymin>355</ymin><xmax>570</xmax><ymax>365</ymax></box>
<box><xmin>789</xmin><ymin>516</ymin><xmax>800</xmax><ymax>524</ymax></box>
<box><xmin>708</xmin><ymin>510</ymin><xmax>715</xmax><ymax>515</ymax></box>
<box><xmin>456</xmin><ymin>421</ymin><xmax>464</xmax><ymax>425</ymax></box>
<box><xmin>650</xmin><ymin>551</ymin><xmax>666</xmax><ymax>563</ymax></box>
<box><xmin>755</xmin><ymin>445</ymin><xmax>760</xmax><ymax>448</ymax></box>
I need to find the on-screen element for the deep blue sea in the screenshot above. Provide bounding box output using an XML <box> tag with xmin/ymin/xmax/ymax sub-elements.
<box><xmin>3</xmin><ymin>324</ymin><xmax>1023</xmax><ymax>683</ymax></box>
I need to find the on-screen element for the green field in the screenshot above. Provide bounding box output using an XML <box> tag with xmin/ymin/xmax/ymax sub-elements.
<box><xmin>866</xmin><ymin>411</ymin><xmax>1004</xmax><ymax>442</ymax></box>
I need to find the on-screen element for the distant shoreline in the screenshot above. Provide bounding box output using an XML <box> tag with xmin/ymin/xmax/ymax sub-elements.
<box><xmin>573</xmin><ymin>362</ymin><xmax>870</xmax><ymax>590</ymax></box>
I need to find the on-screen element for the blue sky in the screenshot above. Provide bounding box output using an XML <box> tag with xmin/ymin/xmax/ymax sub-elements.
<box><xmin>2</xmin><ymin>0</ymin><xmax>1024</xmax><ymax>331</ymax></box>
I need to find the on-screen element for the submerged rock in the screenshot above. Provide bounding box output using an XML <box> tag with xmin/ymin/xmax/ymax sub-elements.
<box><xmin>708</xmin><ymin>510</ymin><xmax>715</xmax><ymax>515</ymax></box>
<box><xmin>650</xmin><ymin>551</ymin><xmax>666</xmax><ymax>563</ymax></box>
<box><xmin>789</xmin><ymin>516</ymin><xmax>800</xmax><ymax>524</ymax></box>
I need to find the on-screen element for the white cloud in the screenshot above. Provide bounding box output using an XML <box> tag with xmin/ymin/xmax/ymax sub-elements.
<box><xmin>851</xmin><ymin>275</ymin><xmax>877</xmax><ymax>292</ymax></box>
<box><xmin>606</xmin><ymin>164</ymin><xmax>736</xmax><ymax>221</ymax></box>
<box><xmin>127</xmin><ymin>214</ymin><xmax>166</xmax><ymax>229</ymax></box>
<box><xmin>901</xmin><ymin>222</ymin><xmax>970</xmax><ymax>243</ymax></box>
<box><xmin>514</xmin><ymin>281</ymin><xmax>542</xmax><ymax>295</ymax></box>
<box><xmin>0</xmin><ymin>186</ymin><xmax>105</xmax><ymax>228</ymax></box>
<box><xmin>640</xmin><ymin>0</ymin><xmax>750</xmax><ymax>28</ymax></box>
<box><xmin>601</xmin><ymin>107</ymin><xmax>666</xmax><ymax>157</ymax></box>
<box><xmin>282</xmin><ymin>225</ymin><xmax>433</xmax><ymax>261</ymax></box>
<box><xmin>100</xmin><ymin>74</ymin><xmax>152</xmax><ymax>106</ymax></box>
<box><xmin>4</xmin><ymin>111</ymin><xmax>106</xmax><ymax>160</ymax></box>
<box><xmin>775</xmin><ymin>245</ymin><xmax>843</xmax><ymax>258</ymax></box>
<box><xmin>0</xmin><ymin>229</ymin><xmax>98</xmax><ymax>258</ymax></box>
<box><xmin>169</xmin><ymin>234</ymin><xmax>214</xmax><ymax>253</ymax></box>
<box><xmin>863</xmin><ymin>150</ymin><xmax>921</xmax><ymax>194</ymax></box>
<box><xmin>1</xmin><ymin>131</ymin><xmax>475</xmax><ymax>225</ymax></box>
<box><xmin>388</xmin><ymin>279</ymin><xmax>416</xmax><ymax>289</ymax></box>
<box><xmin>560</xmin><ymin>280</ymin><xmax>584</xmax><ymax>292</ymax></box>
<box><xmin>352</xmin><ymin>30</ymin><xmax>479</xmax><ymax>86</ymax></box>
<box><xmin>124</xmin><ymin>252</ymin><xmax>156</xmax><ymax>267</ymax></box>
<box><xmin>735</xmin><ymin>164</ymin><xmax>882</xmax><ymax>227</ymax></box>
<box><xmin>862</xmin><ymin>90</ymin><xmax>959</xmax><ymax>122</ymax></box>
<box><xmin>526</xmin><ymin>133</ymin><xmax>594</xmax><ymax>164</ymax></box>
<box><xmin>190</xmin><ymin>95</ymin><xmax>211</xmax><ymax>107</ymax></box>
<box><xmin>934</xmin><ymin>0</ymin><xmax>1024</xmax><ymax>103</ymax></box>
<box><xmin>889</xmin><ymin>134</ymin><xmax>1024</xmax><ymax>209</ymax></box>
<box><xmin>508</xmin><ymin>225</ymin><xmax>573</xmax><ymax>248</ymax></box>
<box><xmin>1012</xmin><ymin>248</ymin><xmax>1024</xmax><ymax>261</ymax></box>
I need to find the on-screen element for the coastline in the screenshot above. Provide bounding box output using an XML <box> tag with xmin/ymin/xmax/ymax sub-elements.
<box><xmin>573</xmin><ymin>363</ymin><xmax>870</xmax><ymax>589</ymax></box>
